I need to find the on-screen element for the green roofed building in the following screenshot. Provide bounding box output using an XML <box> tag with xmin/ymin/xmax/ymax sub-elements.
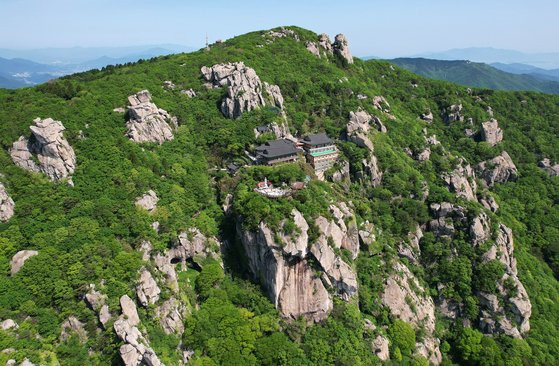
<box><xmin>302</xmin><ymin>133</ymin><xmax>338</xmax><ymax>173</ymax></box>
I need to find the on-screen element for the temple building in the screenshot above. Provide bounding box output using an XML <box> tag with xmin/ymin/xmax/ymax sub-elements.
<box><xmin>255</xmin><ymin>139</ymin><xmax>299</xmax><ymax>165</ymax></box>
<box><xmin>302</xmin><ymin>133</ymin><xmax>338</xmax><ymax>173</ymax></box>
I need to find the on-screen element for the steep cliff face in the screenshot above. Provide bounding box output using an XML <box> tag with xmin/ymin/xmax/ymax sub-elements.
<box><xmin>237</xmin><ymin>205</ymin><xmax>359</xmax><ymax>321</ymax></box>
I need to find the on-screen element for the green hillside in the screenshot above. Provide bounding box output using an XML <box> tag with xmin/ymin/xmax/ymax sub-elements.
<box><xmin>391</xmin><ymin>57</ymin><xmax>559</xmax><ymax>94</ymax></box>
<box><xmin>1</xmin><ymin>26</ymin><xmax>559</xmax><ymax>365</ymax></box>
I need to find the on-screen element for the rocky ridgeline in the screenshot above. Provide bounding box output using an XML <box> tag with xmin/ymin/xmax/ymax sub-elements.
<box><xmin>0</xmin><ymin>183</ymin><xmax>15</xmax><ymax>222</ymax></box>
<box><xmin>426</xmin><ymin>201</ymin><xmax>531</xmax><ymax>339</ymax></box>
<box><xmin>201</xmin><ymin>62</ymin><xmax>285</xmax><ymax>121</ymax></box>
<box><xmin>346</xmin><ymin>110</ymin><xmax>384</xmax><ymax>186</ymax></box>
<box><xmin>306</xmin><ymin>33</ymin><xmax>353</xmax><ymax>65</ymax></box>
<box><xmin>237</xmin><ymin>203</ymin><xmax>359</xmax><ymax>322</ymax></box>
<box><xmin>10</xmin><ymin>118</ymin><xmax>76</xmax><ymax>183</ymax></box>
<box><xmin>126</xmin><ymin>90</ymin><xmax>175</xmax><ymax>144</ymax></box>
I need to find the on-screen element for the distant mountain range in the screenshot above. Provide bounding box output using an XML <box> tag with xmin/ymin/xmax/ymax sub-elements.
<box><xmin>389</xmin><ymin>58</ymin><xmax>559</xmax><ymax>94</ymax></box>
<box><xmin>414</xmin><ymin>47</ymin><xmax>559</xmax><ymax>69</ymax></box>
<box><xmin>0</xmin><ymin>45</ymin><xmax>194</xmax><ymax>88</ymax></box>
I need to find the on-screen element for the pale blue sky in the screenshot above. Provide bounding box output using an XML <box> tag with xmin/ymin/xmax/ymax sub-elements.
<box><xmin>1</xmin><ymin>0</ymin><xmax>558</xmax><ymax>57</ymax></box>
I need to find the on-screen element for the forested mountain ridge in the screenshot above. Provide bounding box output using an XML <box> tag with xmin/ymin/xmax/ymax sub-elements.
<box><xmin>0</xmin><ymin>26</ymin><xmax>559</xmax><ymax>365</ymax></box>
<box><xmin>389</xmin><ymin>57</ymin><xmax>559</xmax><ymax>94</ymax></box>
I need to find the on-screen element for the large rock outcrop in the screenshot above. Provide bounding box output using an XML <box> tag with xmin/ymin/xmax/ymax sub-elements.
<box><xmin>85</xmin><ymin>284</ymin><xmax>111</xmax><ymax>328</ymax></box>
<box><xmin>114</xmin><ymin>295</ymin><xmax>163</xmax><ymax>366</ymax></box>
<box><xmin>153</xmin><ymin>228</ymin><xmax>220</xmax><ymax>294</ymax></box>
<box><xmin>478</xmin><ymin>224</ymin><xmax>531</xmax><ymax>338</ymax></box>
<box><xmin>481</xmin><ymin>119</ymin><xmax>503</xmax><ymax>146</ymax></box>
<box><xmin>0</xmin><ymin>183</ymin><xmax>15</xmax><ymax>222</ymax></box>
<box><xmin>381</xmin><ymin>262</ymin><xmax>442</xmax><ymax>365</ymax></box>
<box><xmin>237</xmin><ymin>205</ymin><xmax>359</xmax><ymax>322</ymax></box>
<box><xmin>135</xmin><ymin>190</ymin><xmax>159</xmax><ymax>213</ymax></box>
<box><xmin>201</xmin><ymin>62</ymin><xmax>285</xmax><ymax>119</ymax></box>
<box><xmin>442</xmin><ymin>159</ymin><xmax>477</xmax><ymax>201</ymax></box>
<box><xmin>306</xmin><ymin>33</ymin><xmax>334</xmax><ymax>59</ymax></box>
<box><xmin>10</xmin><ymin>118</ymin><xmax>76</xmax><ymax>182</ymax></box>
<box><xmin>136</xmin><ymin>267</ymin><xmax>161</xmax><ymax>307</ymax></box>
<box><xmin>126</xmin><ymin>90</ymin><xmax>175</xmax><ymax>144</ymax></box>
<box><xmin>332</xmin><ymin>34</ymin><xmax>353</xmax><ymax>64</ymax></box>
<box><xmin>10</xmin><ymin>250</ymin><xmax>38</xmax><ymax>276</ymax></box>
<box><xmin>476</xmin><ymin>151</ymin><xmax>518</xmax><ymax>186</ymax></box>
<box><xmin>346</xmin><ymin>110</ymin><xmax>383</xmax><ymax>186</ymax></box>
<box><xmin>155</xmin><ymin>298</ymin><xmax>185</xmax><ymax>335</ymax></box>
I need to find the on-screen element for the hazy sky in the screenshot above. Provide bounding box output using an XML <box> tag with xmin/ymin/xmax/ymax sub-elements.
<box><xmin>1</xmin><ymin>0</ymin><xmax>558</xmax><ymax>57</ymax></box>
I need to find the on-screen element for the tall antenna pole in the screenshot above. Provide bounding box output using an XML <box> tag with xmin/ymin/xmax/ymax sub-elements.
<box><xmin>205</xmin><ymin>33</ymin><xmax>209</xmax><ymax>51</ymax></box>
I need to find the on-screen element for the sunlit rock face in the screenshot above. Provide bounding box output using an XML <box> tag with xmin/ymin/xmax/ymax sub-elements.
<box><xmin>10</xmin><ymin>118</ymin><xmax>76</xmax><ymax>182</ymax></box>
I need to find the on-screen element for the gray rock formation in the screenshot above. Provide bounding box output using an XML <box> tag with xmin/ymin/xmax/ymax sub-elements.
<box><xmin>162</xmin><ymin>81</ymin><xmax>176</xmax><ymax>90</ymax></box>
<box><xmin>10</xmin><ymin>250</ymin><xmax>38</xmax><ymax>276</ymax></box>
<box><xmin>318</xmin><ymin>34</ymin><xmax>333</xmax><ymax>53</ymax></box>
<box><xmin>481</xmin><ymin>119</ymin><xmax>503</xmax><ymax>146</ymax></box>
<box><xmin>120</xmin><ymin>295</ymin><xmax>140</xmax><ymax>326</ymax></box>
<box><xmin>442</xmin><ymin>159</ymin><xmax>477</xmax><ymax>201</ymax></box>
<box><xmin>114</xmin><ymin>318</ymin><xmax>163</xmax><ymax>366</ymax></box>
<box><xmin>371</xmin><ymin>335</ymin><xmax>389</xmax><ymax>361</ymax></box>
<box><xmin>263</xmin><ymin>27</ymin><xmax>300</xmax><ymax>41</ymax></box>
<box><xmin>476</xmin><ymin>151</ymin><xmax>518</xmax><ymax>186</ymax></box>
<box><xmin>126</xmin><ymin>90</ymin><xmax>174</xmax><ymax>144</ymax></box>
<box><xmin>153</xmin><ymin>228</ymin><xmax>220</xmax><ymax>294</ymax></box>
<box><xmin>333</xmin><ymin>34</ymin><xmax>353</xmax><ymax>64</ymax></box>
<box><xmin>305</xmin><ymin>41</ymin><xmax>321</xmax><ymax>58</ymax></box>
<box><xmin>420</xmin><ymin>111</ymin><xmax>433</xmax><ymax>122</ymax></box>
<box><xmin>480</xmin><ymin>195</ymin><xmax>499</xmax><ymax>212</ymax></box>
<box><xmin>347</xmin><ymin>110</ymin><xmax>383</xmax><ymax>186</ymax></box>
<box><xmin>60</xmin><ymin>316</ymin><xmax>87</xmax><ymax>342</ymax></box>
<box><xmin>202</xmin><ymin>62</ymin><xmax>284</xmax><ymax>119</ymax></box>
<box><xmin>136</xmin><ymin>267</ymin><xmax>161</xmax><ymax>307</ymax></box>
<box><xmin>0</xmin><ymin>319</ymin><xmax>18</xmax><ymax>331</ymax></box>
<box><xmin>180</xmin><ymin>89</ymin><xmax>196</xmax><ymax>98</ymax></box>
<box><xmin>428</xmin><ymin>203</ymin><xmax>466</xmax><ymax>238</ymax></box>
<box><xmin>444</xmin><ymin>104</ymin><xmax>464</xmax><ymax>123</ymax></box>
<box><xmin>479</xmin><ymin>224</ymin><xmax>531</xmax><ymax>337</ymax></box>
<box><xmin>372</xmin><ymin>96</ymin><xmax>391</xmax><ymax>114</ymax></box>
<box><xmin>135</xmin><ymin>190</ymin><xmax>159</xmax><ymax>213</ymax></box>
<box><xmin>99</xmin><ymin>305</ymin><xmax>111</xmax><ymax>328</ymax></box>
<box><xmin>237</xmin><ymin>208</ymin><xmax>335</xmax><ymax>321</ymax></box>
<box><xmin>306</xmin><ymin>33</ymin><xmax>334</xmax><ymax>59</ymax></box>
<box><xmin>85</xmin><ymin>284</ymin><xmax>107</xmax><ymax>312</ymax></box>
<box><xmin>470</xmin><ymin>212</ymin><xmax>491</xmax><ymax>245</ymax></box>
<box><xmin>155</xmin><ymin>298</ymin><xmax>185</xmax><ymax>335</ymax></box>
<box><xmin>10</xmin><ymin>118</ymin><xmax>76</xmax><ymax>182</ymax></box>
<box><xmin>0</xmin><ymin>183</ymin><xmax>15</xmax><ymax>222</ymax></box>
<box><xmin>381</xmin><ymin>262</ymin><xmax>442</xmax><ymax>365</ymax></box>
<box><xmin>539</xmin><ymin>158</ymin><xmax>559</xmax><ymax>177</ymax></box>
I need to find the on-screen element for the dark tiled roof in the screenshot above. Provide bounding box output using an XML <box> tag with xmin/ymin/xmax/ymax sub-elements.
<box><xmin>303</xmin><ymin>132</ymin><xmax>333</xmax><ymax>146</ymax></box>
<box><xmin>256</xmin><ymin>125</ymin><xmax>270</xmax><ymax>133</ymax></box>
<box><xmin>256</xmin><ymin>139</ymin><xmax>298</xmax><ymax>159</ymax></box>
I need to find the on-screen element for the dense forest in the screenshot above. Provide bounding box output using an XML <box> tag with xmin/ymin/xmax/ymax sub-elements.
<box><xmin>0</xmin><ymin>26</ymin><xmax>559</xmax><ymax>365</ymax></box>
